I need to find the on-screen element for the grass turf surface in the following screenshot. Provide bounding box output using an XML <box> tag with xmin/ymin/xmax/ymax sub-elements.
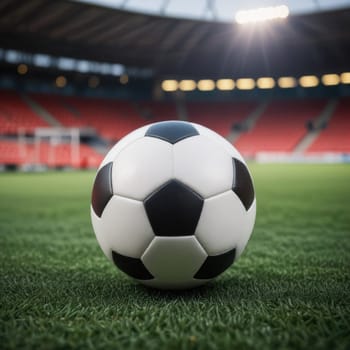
<box><xmin>0</xmin><ymin>164</ymin><xmax>349</xmax><ymax>350</ymax></box>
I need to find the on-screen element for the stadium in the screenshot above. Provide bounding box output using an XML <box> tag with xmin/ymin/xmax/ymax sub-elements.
<box><xmin>1</xmin><ymin>0</ymin><xmax>349</xmax><ymax>349</ymax></box>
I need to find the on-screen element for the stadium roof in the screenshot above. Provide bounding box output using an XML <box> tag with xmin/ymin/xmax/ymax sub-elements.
<box><xmin>77</xmin><ymin>0</ymin><xmax>350</xmax><ymax>21</ymax></box>
<box><xmin>0</xmin><ymin>0</ymin><xmax>350</xmax><ymax>77</ymax></box>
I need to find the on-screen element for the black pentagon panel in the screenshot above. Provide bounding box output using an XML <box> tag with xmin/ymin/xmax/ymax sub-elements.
<box><xmin>144</xmin><ymin>180</ymin><xmax>204</xmax><ymax>236</ymax></box>
<box><xmin>194</xmin><ymin>248</ymin><xmax>236</xmax><ymax>279</ymax></box>
<box><xmin>232</xmin><ymin>158</ymin><xmax>255</xmax><ymax>211</ymax></box>
<box><xmin>112</xmin><ymin>251</ymin><xmax>154</xmax><ymax>280</ymax></box>
<box><xmin>145</xmin><ymin>121</ymin><xmax>199</xmax><ymax>144</ymax></box>
<box><xmin>91</xmin><ymin>162</ymin><xmax>113</xmax><ymax>217</ymax></box>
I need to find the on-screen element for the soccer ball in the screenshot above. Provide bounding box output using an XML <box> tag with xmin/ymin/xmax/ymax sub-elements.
<box><xmin>91</xmin><ymin>121</ymin><xmax>256</xmax><ymax>289</ymax></box>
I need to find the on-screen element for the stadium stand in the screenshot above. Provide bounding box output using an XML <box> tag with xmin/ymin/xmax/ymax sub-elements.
<box><xmin>306</xmin><ymin>98</ymin><xmax>350</xmax><ymax>153</ymax></box>
<box><xmin>1</xmin><ymin>1</ymin><xmax>350</xmax><ymax>169</ymax></box>
<box><xmin>234</xmin><ymin>99</ymin><xmax>328</xmax><ymax>156</ymax></box>
<box><xmin>30</xmin><ymin>94</ymin><xmax>147</xmax><ymax>140</ymax></box>
<box><xmin>0</xmin><ymin>91</ymin><xmax>105</xmax><ymax>168</ymax></box>
<box><xmin>187</xmin><ymin>101</ymin><xmax>257</xmax><ymax>137</ymax></box>
<box><xmin>0</xmin><ymin>90</ymin><xmax>48</xmax><ymax>134</ymax></box>
<box><xmin>62</xmin><ymin>96</ymin><xmax>146</xmax><ymax>141</ymax></box>
<box><xmin>30</xmin><ymin>94</ymin><xmax>85</xmax><ymax>128</ymax></box>
<box><xmin>0</xmin><ymin>140</ymin><xmax>25</xmax><ymax>165</ymax></box>
<box><xmin>138</xmin><ymin>101</ymin><xmax>178</xmax><ymax>122</ymax></box>
<box><xmin>1</xmin><ymin>89</ymin><xmax>349</xmax><ymax>168</ymax></box>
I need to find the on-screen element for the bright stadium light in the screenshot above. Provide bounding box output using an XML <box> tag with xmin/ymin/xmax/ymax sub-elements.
<box><xmin>278</xmin><ymin>76</ymin><xmax>297</xmax><ymax>88</ymax></box>
<box><xmin>340</xmin><ymin>72</ymin><xmax>350</xmax><ymax>84</ymax></box>
<box><xmin>161</xmin><ymin>80</ymin><xmax>178</xmax><ymax>92</ymax></box>
<box><xmin>321</xmin><ymin>74</ymin><xmax>340</xmax><ymax>86</ymax></box>
<box><xmin>57</xmin><ymin>57</ymin><xmax>75</xmax><ymax>71</ymax></box>
<box><xmin>88</xmin><ymin>76</ymin><xmax>100</xmax><ymax>88</ymax></box>
<box><xmin>299</xmin><ymin>75</ymin><xmax>319</xmax><ymax>88</ymax></box>
<box><xmin>197</xmin><ymin>79</ymin><xmax>215</xmax><ymax>91</ymax></box>
<box><xmin>216</xmin><ymin>79</ymin><xmax>235</xmax><ymax>90</ymax></box>
<box><xmin>17</xmin><ymin>63</ymin><xmax>28</xmax><ymax>75</ymax></box>
<box><xmin>55</xmin><ymin>75</ymin><xmax>67</xmax><ymax>88</ymax></box>
<box><xmin>33</xmin><ymin>53</ymin><xmax>51</xmax><ymax>67</ymax></box>
<box><xmin>235</xmin><ymin>5</ymin><xmax>289</xmax><ymax>24</ymax></box>
<box><xmin>179</xmin><ymin>80</ymin><xmax>196</xmax><ymax>91</ymax></box>
<box><xmin>257</xmin><ymin>77</ymin><xmax>275</xmax><ymax>89</ymax></box>
<box><xmin>120</xmin><ymin>74</ymin><xmax>129</xmax><ymax>84</ymax></box>
<box><xmin>236</xmin><ymin>78</ymin><xmax>255</xmax><ymax>90</ymax></box>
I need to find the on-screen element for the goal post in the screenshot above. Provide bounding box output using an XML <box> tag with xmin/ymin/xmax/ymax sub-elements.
<box><xmin>34</xmin><ymin>127</ymin><xmax>80</xmax><ymax>168</ymax></box>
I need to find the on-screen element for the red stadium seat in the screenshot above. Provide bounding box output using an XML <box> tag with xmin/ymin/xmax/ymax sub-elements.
<box><xmin>306</xmin><ymin>98</ymin><xmax>350</xmax><ymax>153</ymax></box>
<box><xmin>30</xmin><ymin>94</ymin><xmax>86</xmax><ymax>128</ymax></box>
<box><xmin>0</xmin><ymin>139</ymin><xmax>103</xmax><ymax>168</ymax></box>
<box><xmin>0</xmin><ymin>140</ymin><xmax>25</xmax><ymax>165</ymax></box>
<box><xmin>62</xmin><ymin>96</ymin><xmax>146</xmax><ymax>141</ymax></box>
<box><xmin>1</xmin><ymin>89</ymin><xmax>349</xmax><ymax>169</ymax></box>
<box><xmin>30</xmin><ymin>94</ymin><xmax>150</xmax><ymax>141</ymax></box>
<box><xmin>138</xmin><ymin>101</ymin><xmax>179</xmax><ymax>122</ymax></box>
<box><xmin>234</xmin><ymin>99</ymin><xmax>327</xmax><ymax>156</ymax></box>
<box><xmin>0</xmin><ymin>90</ymin><xmax>48</xmax><ymax>134</ymax></box>
<box><xmin>187</xmin><ymin>101</ymin><xmax>257</xmax><ymax>137</ymax></box>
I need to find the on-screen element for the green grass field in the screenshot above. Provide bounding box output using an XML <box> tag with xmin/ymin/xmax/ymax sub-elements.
<box><xmin>1</xmin><ymin>164</ymin><xmax>349</xmax><ymax>350</ymax></box>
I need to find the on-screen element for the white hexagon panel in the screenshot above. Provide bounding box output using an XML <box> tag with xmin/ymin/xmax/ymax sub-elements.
<box><xmin>173</xmin><ymin>135</ymin><xmax>233</xmax><ymax>198</ymax></box>
<box><xmin>192</xmin><ymin>122</ymin><xmax>246</xmax><ymax>164</ymax></box>
<box><xmin>91</xmin><ymin>195</ymin><xmax>154</xmax><ymax>260</ymax></box>
<box><xmin>112</xmin><ymin>137</ymin><xmax>173</xmax><ymax>200</ymax></box>
<box><xmin>195</xmin><ymin>191</ymin><xmax>256</xmax><ymax>259</ymax></box>
<box><xmin>98</xmin><ymin>124</ymin><xmax>151</xmax><ymax>170</ymax></box>
<box><xmin>141</xmin><ymin>236</ymin><xmax>208</xmax><ymax>289</ymax></box>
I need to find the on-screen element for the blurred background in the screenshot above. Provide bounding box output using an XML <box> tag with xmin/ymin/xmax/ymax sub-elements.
<box><xmin>0</xmin><ymin>0</ymin><xmax>350</xmax><ymax>170</ymax></box>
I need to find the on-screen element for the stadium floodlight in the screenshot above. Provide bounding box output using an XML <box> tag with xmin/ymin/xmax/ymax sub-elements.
<box><xmin>179</xmin><ymin>80</ymin><xmax>196</xmax><ymax>91</ymax></box>
<box><xmin>256</xmin><ymin>77</ymin><xmax>275</xmax><ymax>89</ymax></box>
<box><xmin>299</xmin><ymin>75</ymin><xmax>319</xmax><ymax>88</ymax></box>
<box><xmin>278</xmin><ymin>76</ymin><xmax>297</xmax><ymax>88</ymax></box>
<box><xmin>197</xmin><ymin>80</ymin><xmax>215</xmax><ymax>91</ymax></box>
<box><xmin>55</xmin><ymin>75</ymin><xmax>67</xmax><ymax>88</ymax></box>
<box><xmin>88</xmin><ymin>76</ymin><xmax>100</xmax><ymax>88</ymax></box>
<box><xmin>161</xmin><ymin>80</ymin><xmax>178</xmax><ymax>92</ymax></box>
<box><xmin>17</xmin><ymin>64</ymin><xmax>28</xmax><ymax>75</ymax></box>
<box><xmin>120</xmin><ymin>74</ymin><xmax>129</xmax><ymax>84</ymax></box>
<box><xmin>321</xmin><ymin>74</ymin><xmax>340</xmax><ymax>86</ymax></box>
<box><xmin>111</xmin><ymin>64</ymin><xmax>124</xmax><ymax>76</ymax></box>
<box><xmin>340</xmin><ymin>72</ymin><xmax>350</xmax><ymax>84</ymax></box>
<box><xmin>76</xmin><ymin>60</ymin><xmax>90</xmax><ymax>73</ymax></box>
<box><xmin>236</xmin><ymin>78</ymin><xmax>255</xmax><ymax>90</ymax></box>
<box><xmin>5</xmin><ymin>50</ymin><xmax>22</xmax><ymax>64</ymax></box>
<box><xmin>57</xmin><ymin>57</ymin><xmax>75</xmax><ymax>71</ymax></box>
<box><xmin>33</xmin><ymin>54</ymin><xmax>51</xmax><ymax>67</ymax></box>
<box><xmin>216</xmin><ymin>79</ymin><xmax>235</xmax><ymax>90</ymax></box>
<box><xmin>235</xmin><ymin>5</ymin><xmax>289</xmax><ymax>24</ymax></box>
